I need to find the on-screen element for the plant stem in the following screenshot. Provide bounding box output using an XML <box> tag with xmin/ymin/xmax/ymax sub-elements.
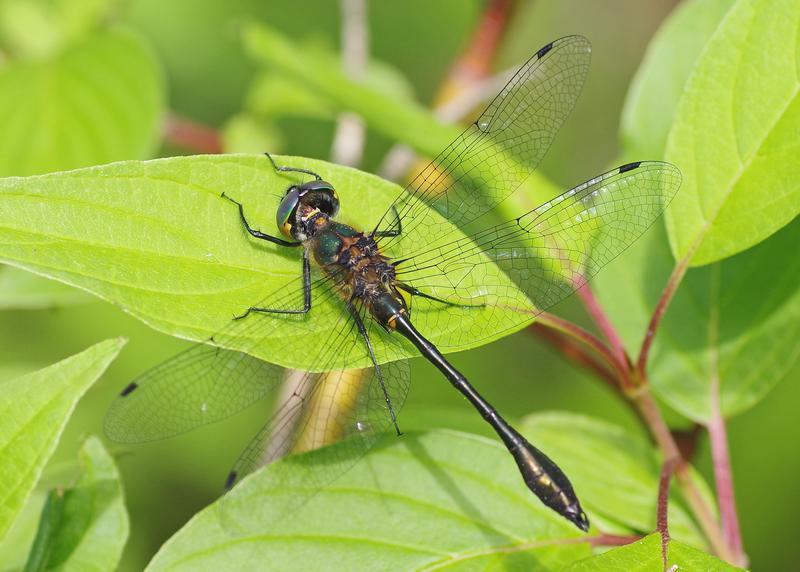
<box><xmin>708</xmin><ymin>388</ymin><xmax>746</xmax><ymax>566</ymax></box>
<box><xmin>577</xmin><ymin>285</ymin><xmax>629</xmax><ymax>370</ymax></box>
<box><xmin>633</xmin><ymin>387</ymin><xmax>731</xmax><ymax>561</ymax></box>
<box><xmin>635</xmin><ymin>253</ymin><xmax>691</xmax><ymax>379</ymax></box>
<box><xmin>657</xmin><ymin>457</ymin><xmax>676</xmax><ymax>571</ymax></box>
<box><xmin>331</xmin><ymin>0</ymin><xmax>368</xmax><ymax>167</ymax></box>
<box><xmin>528</xmin><ymin>323</ymin><xmax>619</xmax><ymax>390</ymax></box>
<box><xmin>536</xmin><ymin>311</ymin><xmax>629</xmax><ymax>384</ymax></box>
<box><xmin>163</xmin><ymin>113</ymin><xmax>223</xmax><ymax>154</ymax></box>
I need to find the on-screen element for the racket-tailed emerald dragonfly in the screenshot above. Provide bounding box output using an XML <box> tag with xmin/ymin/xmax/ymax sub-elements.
<box><xmin>105</xmin><ymin>36</ymin><xmax>680</xmax><ymax>532</ymax></box>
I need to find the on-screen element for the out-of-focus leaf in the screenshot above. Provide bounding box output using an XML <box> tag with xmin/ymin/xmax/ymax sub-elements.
<box><xmin>146</xmin><ymin>430</ymin><xmax>591</xmax><ymax>571</ymax></box>
<box><xmin>23</xmin><ymin>436</ymin><xmax>128</xmax><ymax>572</ymax></box>
<box><xmin>520</xmin><ymin>413</ymin><xmax>710</xmax><ymax>547</ymax></box>
<box><xmin>0</xmin><ymin>266</ymin><xmax>90</xmax><ymax>310</ymax></box>
<box><xmin>0</xmin><ymin>491</ymin><xmax>46</xmax><ymax>571</ymax></box>
<box><xmin>0</xmin><ymin>0</ymin><xmax>117</xmax><ymax>59</ymax></box>
<box><xmin>664</xmin><ymin>0</ymin><xmax>800</xmax><ymax>265</ymax></box>
<box><xmin>0</xmin><ymin>155</ymin><xmax>522</xmax><ymax>370</ymax></box>
<box><xmin>245</xmin><ymin>47</ymin><xmax>415</xmax><ymax>121</ymax></box>
<box><xmin>620</xmin><ymin>0</ymin><xmax>736</xmax><ymax>159</ymax></box>
<box><xmin>0</xmin><ymin>28</ymin><xmax>164</xmax><ymax>177</ymax></box>
<box><xmin>0</xmin><ymin>339</ymin><xmax>125</xmax><ymax>539</ymax></box>
<box><xmin>595</xmin><ymin>219</ymin><xmax>800</xmax><ymax>422</ymax></box>
<box><xmin>563</xmin><ymin>533</ymin><xmax>744</xmax><ymax>571</ymax></box>
<box><xmin>221</xmin><ymin>114</ymin><xmax>284</xmax><ymax>154</ymax></box>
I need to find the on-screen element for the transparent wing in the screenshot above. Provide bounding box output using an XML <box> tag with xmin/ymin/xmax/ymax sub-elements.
<box><xmin>395</xmin><ymin>162</ymin><xmax>682</xmax><ymax>350</ymax></box>
<box><xmin>104</xmin><ymin>263</ymin><xmax>355</xmax><ymax>443</ymax></box>
<box><xmin>374</xmin><ymin>36</ymin><xmax>591</xmax><ymax>255</ymax></box>
<box><xmin>224</xmin><ymin>304</ymin><xmax>410</xmax><ymax>489</ymax></box>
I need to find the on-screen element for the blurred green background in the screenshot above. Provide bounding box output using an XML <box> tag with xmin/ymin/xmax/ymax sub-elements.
<box><xmin>0</xmin><ymin>1</ymin><xmax>795</xmax><ymax>570</ymax></box>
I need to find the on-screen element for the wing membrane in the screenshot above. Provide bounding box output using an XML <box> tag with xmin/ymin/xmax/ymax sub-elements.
<box><xmin>396</xmin><ymin>162</ymin><xmax>682</xmax><ymax>350</ymax></box>
<box><xmin>376</xmin><ymin>36</ymin><xmax>591</xmax><ymax>257</ymax></box>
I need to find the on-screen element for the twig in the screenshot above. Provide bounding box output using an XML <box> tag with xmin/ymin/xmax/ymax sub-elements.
<box><xmin>330</xmin><ymin>0</ymin><xmax>368</xmax><ymax>166</ymax></box>
<box><xmin>657</xmin><ymin>457</ymin><xmax>677</xmax><ymax>571</ymax></box>
<box><xmin>707</xmin><ymin>263</ymin><xmax>747</xmax><ymax>566</ymax></box>
<box><xmin>535</xmin><ymin>312</ymin><xmax>628</xmax><ymax>385</ymax></box>
<box><xmin>635</xmin><ymin>253</ymin><xmax>691</xmax><ymax>380</ymax></box>
<box><xmin>529</xmin><ymin>323</ymin><xmax>619</xmax><ymax>390</ymax></box>
<box><xmin>163</xmin><ymin>113</ymin><xmax>223</xmax><ymax>154</ymax></box>
<box><xmin>577</xmin><ymin>284</ymin><xmax>630</xmax><ymax>372</ymax></box>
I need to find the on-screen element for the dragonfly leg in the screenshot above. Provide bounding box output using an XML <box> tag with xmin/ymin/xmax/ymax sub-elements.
<box><xmin>372</xmin><ymin>206</ymin><xmax>402</xmax><ymax>237</ymax></box>
<box><xmin>397</xmin><ymin>282</ymin><xmax>485</xmax><ymax>309</ymax></box>
<box><xmin>234</xmin><ymin>250</ymin><xmax>312</xmax><ymax>320</ymax></box>
<box><xmin>221</xmin><ymin>192</ymin><xmax>301</xmax><ymax>248</ymax></box>
<box><xmin>346</xmin><ymin>300</ymin><xmax>402</xmax><ymax>436</ymax></box>
<box><xmin>264</xmin><ymin>151</ymin><xmax>322</xmax><ymax>181</ymax></box>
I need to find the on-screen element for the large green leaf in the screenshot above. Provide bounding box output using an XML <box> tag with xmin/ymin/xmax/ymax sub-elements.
<box><xmin>0</xmin><ymin>339</ymin><xmax>124</xmax><ymax>540</ymax></box>
<box><xmin>519</xmin><ymin>413</ymin><xmax>709</xmax><ymax>548</ymax></box>
<box><xmin>563</xmin><ymin>533</ymin><xmax>744</xmax><ymax>572</ymax></box>
<box><xmin>0</xmin><ymin>155</ymin><xmax>521</xmax><ymax>370</ymax></box>
<box><xmin>620</xmin><ymin>0</ymin><xmax>737</xmax><ymax>160</ymax></box>
<box><xmin>594</xmin><ymin>220</ymin><xmax>800</xmax><ymax>422</ymax></box>
<box><xmin>146</xmin><ymin>430</ymin><xmax>591</xmax><ymax>571</ymax></box>
<box><xmin>23</xmin><ymin>436</ymin><xmax>128</xmax><ymax>572</ymax></box>
<box><xmin>664</xmin><ymin>0</ymin><xmax>800</xmax><ymax>265</ymax></box>
<box><xmin>0</xmin><ymin>27</ymin><xmax>164</xmax><ymax>177</ymax></box>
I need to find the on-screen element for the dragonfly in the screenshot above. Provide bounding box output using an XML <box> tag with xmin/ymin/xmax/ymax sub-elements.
<box><xmin>104</xmin><ymin>36</ymin><xmax>681</xmax><ymax>533</ymax></box>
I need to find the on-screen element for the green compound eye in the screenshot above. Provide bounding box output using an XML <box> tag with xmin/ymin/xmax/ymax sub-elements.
<box><xmin>276</xmin><ymin>187</ymin><xmax>301</xmax><ymax>239</ymax></box>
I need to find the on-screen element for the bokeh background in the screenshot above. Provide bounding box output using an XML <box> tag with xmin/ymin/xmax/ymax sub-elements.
<box><xmin>0</xmin><ymin>1</ymin><xmax>795</xmax><ymax>570</ymax></box>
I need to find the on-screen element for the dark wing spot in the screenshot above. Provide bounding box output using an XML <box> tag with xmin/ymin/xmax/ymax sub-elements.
<box><xmin>120</xmin><ymin>382</ymin><xmax>138</xmax><ymax>397</ymax></box>
<box><xmin>224</xmin><ymin>470</ymin><xmax>238</xmax><ymax>491</ymax></box>
<box><xmin>618</xmin><ymin>161</ymin><xmax>642</xmax><ymax>174</ymax></box>
<box><xmin>537</xmin><ymin>42</ymin><xmax>554</xmax><ymax>59</ymax></box>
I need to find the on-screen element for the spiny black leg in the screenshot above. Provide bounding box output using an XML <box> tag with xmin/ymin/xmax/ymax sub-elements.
<box><xmin>373</xmin><ymin>206</ymin><xmax>402</xmax><ymax>238</ymax></box>
<box><xmin>264</xmin><ymin>152</ymin><xmax>322</xmax><ymax>181</ymax></box>
<box><xmin>396</xmin><ymin>283</ymin><xmax>485</xmax><ymax>309</ymax></box>
<box><xmin>221</xmin><ymin>192</ymin><xmax>301</xmax><ymax>248</ymax></box>
<box><xmin>234</xmin><ymin>250</ymin><xmax>312</xmax><ymax>320</ymax></box>
<box><xmin>346</xmin><ymin>300</ymin><xmax>401</xmax><ymax>436</ymax></box>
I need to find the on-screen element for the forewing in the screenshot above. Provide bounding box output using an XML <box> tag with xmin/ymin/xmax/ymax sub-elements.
<box><xmin>397</xmin><ymin>162</ymin><xmax>682</xmax><ymax>350</ymax></box>
<box><xmin>375</xmin><ymin>36</ymin><xmax>591</xmax><ymax>256</ymax></box>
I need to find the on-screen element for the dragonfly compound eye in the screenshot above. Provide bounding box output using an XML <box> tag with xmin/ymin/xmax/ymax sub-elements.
<box><xmin>276</xmin><ymin>186</ymin><xmax>302</xmax><ymax>239</ymax></box>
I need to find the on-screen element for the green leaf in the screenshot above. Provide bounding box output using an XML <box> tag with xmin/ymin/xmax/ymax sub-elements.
<box><xmin>0</xmin><ymin>266</ymin><xmax>90</xmax><ymax>310</ymax></box>
<box><xmin>23</xmin><ymin>436</ymin><xmax>129</xmax><ymax>572</ymax></box>
<box><xmin>0</xmin><ymin>27</ymin><xmax>164</xmax><ymax>177</ymax></box>
<box><xmin>664</xmin><ymin>0</ymin><xmax>800</xmax><ymax>265</ymax></box>
<box><xmin>519</xmin><ymin>413</ymin><xmax>710</xmax><ymax>547</ymax></box>
<box><xmin>563</xmin><ymin>533</ymin><xmax>744</xmax><ymax>571</ymax></box>
<box><xmin>0</xmin><ymin>0</ymin><xmax>117</xmax><ymax>59</ymax></box>
<box><xmin>620</xmin><ymin>0</ymin><xmax>737</xmax><ymax>159</ymax></box>
<box><xmin>0</xmin><ymin>155</ymin><xmax>519</xmax><ymax>370</ymax></box>
<box><xmin>595</xmin><ymin>219</ymin><xmax>800</xmax><ymax>422</ymax></box>
<box><xmin>0</xmin><ymin>339</ymin><xmax>125</xmax><ymax>540</ymax></box>
<box><xmin>146</xmin><ymin>430</ymin><xmax>591</xmax><ymax>571</ymax></box>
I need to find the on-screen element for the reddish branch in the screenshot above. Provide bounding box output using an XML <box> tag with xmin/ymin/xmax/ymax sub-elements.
<box><xmin>163</xmin><ymin>113</ymin><xmax>223</xmax><ymax>154</ymax></box>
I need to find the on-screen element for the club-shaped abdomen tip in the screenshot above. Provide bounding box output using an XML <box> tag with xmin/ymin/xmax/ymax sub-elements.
<box><xmin>564</xmin><ymin>502</ymin><xmax>590</xmax><ymax>532</ymax></box>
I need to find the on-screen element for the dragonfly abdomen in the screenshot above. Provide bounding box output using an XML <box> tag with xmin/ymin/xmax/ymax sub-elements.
<box><xmin>391</xmin><ymin>310</ymin><xmax>590</xmax><ymax>531</ymax></box>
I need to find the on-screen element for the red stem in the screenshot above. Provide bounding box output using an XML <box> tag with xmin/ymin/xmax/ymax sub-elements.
<box><xmin>635</xmin><ymin>253</ymin><xmax>690</xmax><ymax>379</ymax></box>
<box><xmin>657</xmin><ymin>458</ymin><xmax>677</xmax><ymax>571</ymax></box>
<box><xmin>577</xmin><ymin>285</ymin><xmax>629</xmax><ymax>371</ymax></box>
<box><xmin>708</xmin><ymin>394</ymin><xmax>746</xmax><ymax>566</ymax></box>
<box><xmin>164</xmin><ymin>113</ymin><xmax>223</xmax><ymax>154</ymax></box>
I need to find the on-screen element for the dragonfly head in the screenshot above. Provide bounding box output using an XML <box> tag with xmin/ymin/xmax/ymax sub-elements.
<box><xmin>276</xmin><ymin>180</ymin><xmax>339</xmax><ymax>240</ymax></box>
